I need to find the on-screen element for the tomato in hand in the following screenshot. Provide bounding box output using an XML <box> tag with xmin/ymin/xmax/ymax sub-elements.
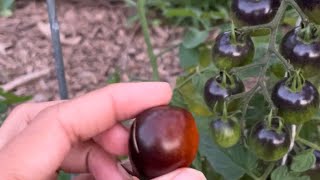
<box><xmin>128</xmin><ymin>106</ymin><xmax>199</xmax><ymax>179</ymax></box>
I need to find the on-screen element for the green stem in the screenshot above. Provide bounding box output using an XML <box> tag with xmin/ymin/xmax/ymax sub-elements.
<box><xmin>137</xmin><ymin>0</ymin><xmax>159</xmax><ymax>81</ymax></box>
<box><xmin>296</xmin><ymin>137</ymin><xmax>320</xmax><ymax>151</ymax></box>
<box><xmin>176</xmin><ymin>66</ymin><xmax>214</xmax><ymax>89</ymax></box>
<box><xmin>259</xmin><ymin>163</ymin><xmax>276</xmax><ymax>180</ymax></box>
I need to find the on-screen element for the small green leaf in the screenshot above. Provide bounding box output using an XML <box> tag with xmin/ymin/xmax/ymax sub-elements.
<box><xmin>164</xmin><ymin>8</ymin><xmax>199</xmax><ymax>18</ymax></box>
<box><xmin>192</xmin><ymin>73</ymin><xmax>206</xmax><ymax>94</ymax></box>
<box><xmin>182</xmin><ymin>28</ymin><xmax>209</xmax><ymax>49</ymax></box>
<box><xmin>170</xmin><ymin>89</ymin><xmax>188</xmax><ymax>109</ymax></box>
<box><xmin>198</xmin><ymin>45</ymin><xmax>212</xmax><ymax>68</ymax></box>
<box><xmin>271</xmin><ymin>166</ymin><xmax>310</xmax><ymax>180</ymax></box>
<box><xmin>179</xmin><ymin>45</ymin><xmax>199</xmax><ymax>70</ymax></box>
<box><xmin>107</xmin><ymin>71</ymin><xmax>121</xmax><ymax>84</ymax></box>
<box><xmin>0</xmin><ymin>89</ymin><xmax>31</xmax><ymax>105</ymax></box>
<box><xmin>291</xmin><ymin>150</ymin><xmax>316</xmax><ymax>173</ymax></box>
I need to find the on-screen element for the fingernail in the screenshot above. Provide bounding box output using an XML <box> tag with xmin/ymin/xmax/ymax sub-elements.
<box><xmin>173</xmin><ymin>169</ymin><xmax>206</xmax><ymax>180</ymax></box>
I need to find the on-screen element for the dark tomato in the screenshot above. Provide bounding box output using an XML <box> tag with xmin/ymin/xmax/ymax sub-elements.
<box><xmin>231</xmin><ymin>0</ymin><xmax>281</xmax><ymax>35</ymax></box>
<box><xmin>248</xmin><ymin>118</ymin><xmax>291</xmax><ymax>161</ymax></box>
<box><xmin>280</xmin><ymin>27</ymin><xmax>320</xmax><ymax>78</ymax></box>
<box><xmin>210</xmin><ymin>116</ymin><xmax>241</xmax><ymax>148</ymax></box>
<box><xmin>271</xmin><ymin>78</ymin><xmax>319</xmax><ymax>124</ymax></box>
<box><xmin>212</xmin><ymin>31</ymin><xmax>255</xmax><ymax>71</ymax></box>
<box><xmin>296</xmin><ymin>0</ymin><xmax>320</xmax><ymax>24</ymax></box>
<box><xmin>128</xmin><ymin>106</ymin><xmax>199</xmax><ymax>179</ymax></box>
<box><xmin>204</xmin><ymin>73</ymin><xmax>245</xmax><ymax>112</ymax></box>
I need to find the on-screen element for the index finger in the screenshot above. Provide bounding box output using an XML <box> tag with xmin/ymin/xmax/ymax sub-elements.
<box><xmin>0</xmin><ymin>82</ymin><xmax>172</xmax><ymax>180</ymax></box>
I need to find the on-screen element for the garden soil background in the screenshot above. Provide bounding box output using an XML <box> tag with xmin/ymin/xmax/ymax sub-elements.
<box><xmin>0</xmin><ymin>0</ymin><xmax>184</xmax><ymax>101</ymax></box>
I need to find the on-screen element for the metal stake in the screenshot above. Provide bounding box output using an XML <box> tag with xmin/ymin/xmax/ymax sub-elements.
<box><xmin>46</xmin><ymin>0</ymin><xmax>69</xmax><ymax>100</ymax></box>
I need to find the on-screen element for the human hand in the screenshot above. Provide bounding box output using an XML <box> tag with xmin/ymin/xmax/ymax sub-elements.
<box><xmin>0</xmin><ymin>82</ymin><xmax>205</xmax><ymax>180</ymax></box>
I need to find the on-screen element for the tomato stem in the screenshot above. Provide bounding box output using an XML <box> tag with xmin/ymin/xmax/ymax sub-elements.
<box><xmin>137</xmin><ymin>0</ymin><xmax>160</xmax><ymax>81</ymax></box>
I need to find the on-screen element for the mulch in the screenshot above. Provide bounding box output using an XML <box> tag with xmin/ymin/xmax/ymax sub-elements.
<box><xmin>0</xmin><ymin>0</ymin><xmax>184</xmax><ymax>101</ymax></box>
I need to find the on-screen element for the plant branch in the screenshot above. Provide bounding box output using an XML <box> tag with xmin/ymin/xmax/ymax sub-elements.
<box><xmin>137</xmin><ymin>0</ymin><xmax>159</xmax><ymax>81</ymax></box>
<box><xmin>296</xmin><ymin>137</ymin><xmax>320</xmax><ymax>151</ymax></box>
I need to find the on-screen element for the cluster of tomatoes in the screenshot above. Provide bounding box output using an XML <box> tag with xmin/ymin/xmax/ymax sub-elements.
<box><xmin>205</xmin><ymin>0</ymin><xmax>320</xmax><ymax>162</ymax></box>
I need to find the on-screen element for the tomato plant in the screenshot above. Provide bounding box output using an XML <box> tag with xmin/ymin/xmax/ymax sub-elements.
<box><xmin>131</xmin><ymin>0</ymin><xmax>320</xmax><ymax>179</ymax></box>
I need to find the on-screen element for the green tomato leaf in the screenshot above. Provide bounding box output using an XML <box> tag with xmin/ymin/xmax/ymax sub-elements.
<box><xmin>182</xmin><ymin>28</ymin><xmax>209</xmax><ymax>49</ymax></box>
<box><xmin>291</xmin><ymin>150</ymin><xmax>316</xmax><ymax>173</ymax></box>
<box><xmin>177</xmin><ymin>76</ymin><xmax>212</xmax><ymax>116</ymax></box>
<box><xmin>0</xmin><ymin>89</ymin><xmax>32</xmax><ymax>105</ymax></box>
<box><xmin>0</xmin><ymin>102</ymin><xmax>8</xmax><ymax>114</ymax></box>
<box><xmin>179</xmin><ymin>45</ymin><xmax>199</xmax><ymax>70</ymax></box>
<box><xmin>198</xmin><ymin>45</ymin><xmax>212</xmax><ymax>68</ymax></box>
<box><xmin>195</xmin><ymin>116</ymin><xmax>258</xmax><ymax>180</ymax></box>
<box><xmin>192</xmin><ymin>73</ymin><xmax>207</xmax><ymax>94</ymax></box>
<box><xmin>170</xmin><ymin>89</ymin><xmax>188</xmax><ymax>109</ymax></box>
<box><xmin>164</xmin><ymin>8</ymin><xmax>200</xmax><ymax>18</ymax></box>
<box><xmin>107</xmin><ymin>71</ymin><xmax>121</xmax><ymax>84</ymax></box>
<box><xmin>271</xmin><ymin>166</ymin><xmax>310</xmax><ymax>180</ymax></box>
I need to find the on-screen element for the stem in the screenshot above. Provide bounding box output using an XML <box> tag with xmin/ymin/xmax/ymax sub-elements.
<box><xmin>259</xmin><ymin>163</ymin><xmax>276</xmax><ymax>180</ymax></box>
<box><xmin>282</xmin><ymin>125</ymin><xmax>297</xmax><ymax>165</ymax></box>
<box><xmin>296</xmin><ymin>137</ymin><xmax>320</xmax><ymax>151</ymax></box>
<box><xmin>176</xmin><ymin>66</ymin><xmax>213</xmax><ymax>89</ymax></box>
<box><xmin>137</xmin><ymin>0</ymin><xmax>159</xmax><ymax>80</ymax></box>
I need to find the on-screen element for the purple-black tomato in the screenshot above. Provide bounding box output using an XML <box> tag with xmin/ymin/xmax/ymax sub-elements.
<box><xmin>128</xmin><ymin>106</ymin><xmax>199</xmax><ymax>179</ymax></box>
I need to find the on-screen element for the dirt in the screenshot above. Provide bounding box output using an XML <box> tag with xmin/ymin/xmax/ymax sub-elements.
<box><xmin>0</xmin><ymin>0</ymin><xmax>184</xmax><ymax>101</ymax></box>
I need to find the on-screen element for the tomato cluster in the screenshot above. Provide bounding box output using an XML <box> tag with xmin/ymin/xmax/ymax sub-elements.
<box><xmin>127</xmin><ymin>0</ymin><xmax>320</xmax><ymax>179</ymax></box>
<box><xmin>204</xmin><ymin>0</ymin><xmax>320</xmax><ymax>163</ymax></box>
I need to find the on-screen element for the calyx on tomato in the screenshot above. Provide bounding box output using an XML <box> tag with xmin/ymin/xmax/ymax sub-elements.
<box><xmin>271</xmin><ymin>70</ymin><xmax>320</xmax><ymax>124</ymax></box>
<box><xmin>248</xmin><ymin>112</ymin><xmax>291</xmax><ymax>161</ymax></box>
<box><xmin>280</xmin><ymin>23</ymin><xmax>320</xmax><ymax>78</ymax></box>
<box><xmin>212</xmin><ymin>30</ymin><xmax>254</xmax><ymax>71</ymax></box>
<box><xmin>204</xmin><ymin>71</ymin><xmax>245</xmax><ymax>112</ymax></box>
<box><xmin>210</xmin><ymin>103</ymin><xmax>241</xmax><ymax>148</ymax></box>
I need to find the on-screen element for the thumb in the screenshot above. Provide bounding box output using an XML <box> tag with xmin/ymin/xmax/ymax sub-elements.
<box><xmin>153</xmin><ymin>168</ymin><xmax>206</xmax><ymax>180</ymax></box>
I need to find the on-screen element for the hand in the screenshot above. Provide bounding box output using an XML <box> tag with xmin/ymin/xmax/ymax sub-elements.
<box><xmin>0</xmin><ymin>82</ymin><xmax>205</xmax><ymax>180</ymax></box>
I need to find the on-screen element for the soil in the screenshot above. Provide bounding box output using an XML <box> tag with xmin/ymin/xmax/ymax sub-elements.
<box><xmin>0</xmin><ymin>0</ymin><xmax>184</xmax><ymax>101</ymax></box>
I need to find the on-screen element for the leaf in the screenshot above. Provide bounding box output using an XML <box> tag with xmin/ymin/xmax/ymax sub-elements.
<box><xmin>0</xmin><ymin>0</ymin><xmax>14</xmax><ymax>17</ymax></box>
<box><xmin>195</xmin><ymin>116</ymin><xmax>258</xmax><ymax>180</ymax></box>
<box><xmin>177</xmin><ymin>76</ymin><xmax>212</xmax><ymax>116</ymax></box>
<box><xmin>271</xmin><ymin>166</ymin><xmax>310</xmax><ymax>180</ymax></box>
<box><xmin>164</xmin><ymin>8</ymin><xmax>199</xmax><ymax>18</ymax></box>
<box><xmin>192</xmin><ymin>73</ymin><xmax>206</xmax><ymax>94</ymax></box>
<box><xmin>198</xmin><ymin>45</ymin><xmax>212</xmax><ymax>68</ymax></box>
<box><xmin>170</xmin><ymin>89</ymin><xmax>188</xmax><ymax>109</ymax></box>
<box><xmin>291</xmin><ymin>150</ymin><xmax>316</xmax><ymax>173</ymax></box>
<box><xmin>179</xmin><ymin>44</ymin><xmax>199</xmax><ymax>70</ymax></box>
<box><xmin>0</xmin><ymin>89</ymin><xmax>32</xmax><ymax>105</ymax></box>
<box><xmin>107</xmin><ymin>71</ymin><xmax>121</xmax><ymax>84</ymax></box>
<box><xmin>182</xmin><ymin>28</ymin><xmax>209</xmax><ymax>49</ymax></box>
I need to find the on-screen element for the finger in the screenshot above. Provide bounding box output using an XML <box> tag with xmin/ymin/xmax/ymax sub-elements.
<box><xmin>61</xmin><ymin>142</ymin><xmax>130</xmax><ymax>180</ymax></box>
<box><xmin>72</xmin><ymin>174</ymin><xmax>95</xmax><ymax>180</ymax></box>
<box><xmin>152</xmin><ymin>168</ymin><xmax>206</xmax><ymax>180</ymax></box>
<box><xmin>0</xmin><ymin>82</ymin><xmax>172</xmax><ymax>180</ymax></box>
<box><xmin>61</xmin><ymin>124</ymin><xmax>129</xmax><ymax>173</ymax></box>
<box><xmin>94</xmin><ymin>123</ymin><xmax>129</xmax><ymax>155</ymax></box>
<box><xmin>0</xmin><ymin>101</ymin><xmax>63</xmax><ymax>148</ymax></box>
